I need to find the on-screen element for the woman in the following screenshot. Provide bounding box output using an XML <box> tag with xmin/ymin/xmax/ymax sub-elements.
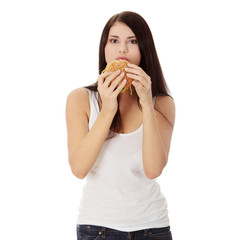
<box><xmin>66</xmin><ymin>11</ymin><xmax>175</xmax><ymax>240</ymax></box>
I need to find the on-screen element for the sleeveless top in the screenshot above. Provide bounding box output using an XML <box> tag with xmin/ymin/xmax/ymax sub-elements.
<box><xmin>76</xmin><ymin>88</ymin><xmax>170</xmax><ymax>232</ymax></box>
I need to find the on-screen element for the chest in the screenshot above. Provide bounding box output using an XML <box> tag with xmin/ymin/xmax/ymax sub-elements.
<box><xmin>94</xmin><ymin>96</ymin><xmax>143</xmax><ymax>134</ymax></box>
<box><xmin>118</xmin><ymin>104</ymin><xmax>143</xmax><ymax>134</ymax></box>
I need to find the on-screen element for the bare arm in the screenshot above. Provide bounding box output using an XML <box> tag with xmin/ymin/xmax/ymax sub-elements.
<box><xmin>65</xmin><ymin>88</ymin><xmax>116</xmax><ymax>179</ymax></box>
<box><xmin>142</xmin><ymin>96</ymin><xmax>175</xmax><ymax>179</ymax></box>
<box><xmin>123</xmin><ymin>63</ymin><xmax>175</xmax><ymax>179</ymax></box>
<box><xmin>65</xmin><ymin>71</ymin><xmax>127</xmax><ymax>179</ymax></box>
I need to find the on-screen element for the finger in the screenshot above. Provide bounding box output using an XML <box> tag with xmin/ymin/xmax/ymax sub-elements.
<box><xmin>125</xmin><ymin>65</ymin><xmax>150</xmax><ymax>80</ymax></box>
<box><xmin>100</xmin><ymin>70</ymin><xmax>113</xmax><ymax>79</ymax></box>
<box><xmin>132</xmin><ymin>80</ymin><xmax>144</xmax><ymax>88</ymax></box>
<box><xmin>109</xmin><ymin>72</ymin><xmax>125</xmax><ymax>91</ymax></box>
<box><xmin>126</xmin><ymin>73</ymin><xmax>146</xmax><ymax>85</ymax></box>
<box><xmin>113</xmin><ymin>79</ymin><xmax>127</xmax><ymax>96</ymax></box>
<box><xmin>127</xmin><ymin>62</ymin><xmax>141</xmax><ymax>70</ymax></box>
<box><xmin>124</xmin><ymin>67</ymin><xmax>141</xmax><ymax>76</ymax></box>
<box><xmin>104</xmin><ymin>70</ymin><xmax>121</xmax><ymax>86</ymax></box>
<box><xmin>98</xmin><ymin>71</ymin><xmax>113</xmax><ymax>85</ymax></box>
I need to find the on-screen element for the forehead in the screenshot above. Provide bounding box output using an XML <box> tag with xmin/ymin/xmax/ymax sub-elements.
<box><xmin>108</xmin><ymin>22</ymin><xmax>135</xmax><ymax>36</ymax></box>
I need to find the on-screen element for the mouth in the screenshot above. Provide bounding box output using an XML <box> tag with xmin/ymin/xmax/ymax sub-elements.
<box><xmin>115</xmin><ymin>57</ymin><xmax>129</xmax><ymax>61</ymax></box>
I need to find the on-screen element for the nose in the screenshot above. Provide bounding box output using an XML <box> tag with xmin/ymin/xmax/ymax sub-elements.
<box><xmin>118</xmin><ymin>43</ymin><xmax>128</xmax><ymax>53</ymax></box>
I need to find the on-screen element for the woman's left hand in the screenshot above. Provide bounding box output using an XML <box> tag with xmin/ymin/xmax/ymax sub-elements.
<box><xmin>125</xmin><ymin>63</ymin><xmax>153</xmax><ymax>107</ymax></box>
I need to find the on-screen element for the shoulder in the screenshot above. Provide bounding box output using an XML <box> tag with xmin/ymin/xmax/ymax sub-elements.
<box><xmin>66</xmin><ymin>87</ymin><xmax>89</xmax><ymax>100</ymax></box>
<box><xmin>154</xmin><ymin>95</ymin><xmax>175</xmax><ymax>128</ymax></box>
<box><xmin>66</xmin><ymin>87</ymin><xmax>90</xmax><ymax>105</ymax></box>
<box><xmin>66</xmin><ymin>87</ymin><xmax>90</xmax><ymax>117</ymax></box>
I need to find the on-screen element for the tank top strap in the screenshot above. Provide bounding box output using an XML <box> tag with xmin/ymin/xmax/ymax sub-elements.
<box><xmin>153</xmin><ymin>96</ymin><xmax>157</xmax><ymax>105</ymax></box>
<box><xmin>85</xmin><ymin>88</ymin><xmax>93</xmax><ymax>111</ymax></box>
<box><xmin>85</xmin><ymin>88</ymin><xmax>98</xmax><ymax>130</ymax></box>
<box><xmin>85</xmin><ymin>88</ymin><xmax>98</xmax><ymax>110</ymax></box>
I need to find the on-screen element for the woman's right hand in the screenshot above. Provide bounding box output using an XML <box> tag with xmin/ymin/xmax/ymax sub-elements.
<box><xmin>97</xmin><ymin>70</ymin><xmax>127</xmax><ymax>114</ymax></box>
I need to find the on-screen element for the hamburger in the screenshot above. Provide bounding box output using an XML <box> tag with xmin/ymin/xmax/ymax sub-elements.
<box><xmin>101</xmin><ymin>60</ymin><xmax>134</xmax><ymax>95</ymax></box>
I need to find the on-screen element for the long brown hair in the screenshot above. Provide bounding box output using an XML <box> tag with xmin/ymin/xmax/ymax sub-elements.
<box><xmin>84</xmin><ymin>11</ymin><xmax>173</xmax><ymax>140</ymax></box>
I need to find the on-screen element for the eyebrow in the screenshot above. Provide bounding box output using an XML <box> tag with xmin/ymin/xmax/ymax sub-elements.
<box><xmin>109</xmin><ymin>35</ymin><xmax>136</xmax><ymax>39</ymax></box>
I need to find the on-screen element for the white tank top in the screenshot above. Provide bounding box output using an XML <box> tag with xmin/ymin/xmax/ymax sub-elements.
<box><xmin>76</xmin><ymin>88</ymin><xmax>170</xmax><ymax>232</ymax></box>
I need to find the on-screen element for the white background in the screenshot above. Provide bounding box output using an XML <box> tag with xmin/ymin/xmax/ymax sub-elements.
<box><xmin>0</xmin><ymin>0</ymin><xmax>239</xmax><ymax>239</ymax></box>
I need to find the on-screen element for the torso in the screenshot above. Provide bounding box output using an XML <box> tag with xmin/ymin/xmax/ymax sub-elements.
<box><xmin>114</xmin><ymin>99</ymin><xmax>143</xmax><ymax>134</ymax></box>
<box><xmin>84</xmin><ymin>88</ymin><xmax>143</xmax><ymax>134</ymax></box>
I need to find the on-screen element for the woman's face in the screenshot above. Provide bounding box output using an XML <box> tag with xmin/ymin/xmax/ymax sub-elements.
<box><xmin>104</xmin><ymin>22</ymin><xmax>141</xmax><ymax>65</ymax></box>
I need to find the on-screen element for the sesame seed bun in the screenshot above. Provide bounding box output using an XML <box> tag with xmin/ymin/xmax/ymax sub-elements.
<box><xmin>103</xmin><ymin>60</ymin><xmax>134</xmax><ymax>93</ymax></box>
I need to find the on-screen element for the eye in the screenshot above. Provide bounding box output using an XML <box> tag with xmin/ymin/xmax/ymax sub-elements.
<box><xmin>109</xmin><ymin>39</ymin><xmax>118</xmax><ymax>43</ymax></box>
<box><xmin>129</xmin><ymin>39</ymin><xmax>138</xmax><ymax>44</ymax></box>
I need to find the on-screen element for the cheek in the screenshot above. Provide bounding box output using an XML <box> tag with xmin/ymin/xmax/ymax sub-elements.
<box><xmin>131</xmin><ymin>47</ymin><xmax>141</xmax><ymax>65</ymax></box>
<box><xmin>104</xmin><ymin>44</ymin><xmax>113</xmax><ymax>63</ymax></box>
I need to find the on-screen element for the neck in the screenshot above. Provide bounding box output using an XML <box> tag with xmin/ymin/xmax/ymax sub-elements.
<box><xmin>118</xmin><ymin>86</ymin><xmax>136</xmax><ymax>99</ymax></box>
<box><xmin>117</xmin><ymin>88</ymin><xmax>138</xmax><ymax>112</ymax></box>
